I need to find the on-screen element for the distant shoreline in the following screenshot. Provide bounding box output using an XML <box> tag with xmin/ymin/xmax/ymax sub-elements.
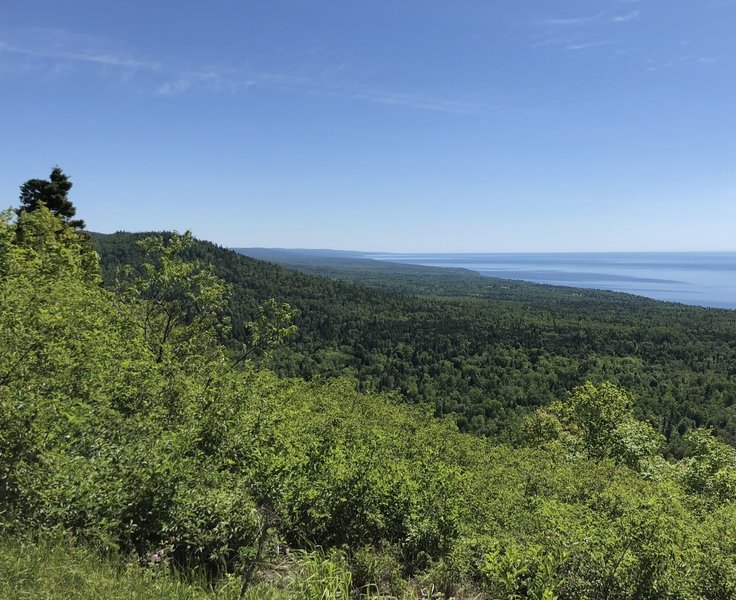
<box><xmin>367</xmin><ymin>251</ymin><xmax>736</xmax><ymax>310</ymax></box>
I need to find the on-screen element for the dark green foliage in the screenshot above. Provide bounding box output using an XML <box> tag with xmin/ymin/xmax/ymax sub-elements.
<box><xmin>18</xmin><ymin>167</ymin><xmax>85</xmax><ymax>229</ymax></box>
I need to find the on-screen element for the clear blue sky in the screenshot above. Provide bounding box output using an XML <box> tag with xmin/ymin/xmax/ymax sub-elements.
<box><xmin>1</xmin><ymin>0</ymin><xmax>734</xmax><ymax>251</ymax></box>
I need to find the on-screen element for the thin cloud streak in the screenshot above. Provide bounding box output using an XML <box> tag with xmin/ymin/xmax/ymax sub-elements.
<box><xmin>540</xmin><ymin>13</ymin><xmax>606</xmax><ymax>26</ymax></box>
<box><xmin>0</xmin><ymin>32</ymin><xmax>480</xmax><ymax>115</ymax></box>
<box><xmin>155</xmin><ymin>69</ymin><xmax>255</xmax><ymax>95</ymax></box>
<box><xmin>566</xmin><ymin>40</ymin><xmax>617</xmax><ymax>51</ymax></box>
<box><xmin>156</xmin><ymin>67</ymin><xmax>486</xmax><ymax>114</ymax></box>
<box><xmin>611</xmin><ymin>10</ymin><xmax>641</xmax><ymax>22</ymax></box>
<box><xmin>343</xmin><ymin>88</ymin><xmax>485</xmax><ymax>114</ymax></box>
<box><xmin>0</xmin><ymin>39</ymin><xmax>159</xmax><ymax>70</ymax></box>
<box><xmin>540</xmin><ymin>8</ymin><xmax>641</xmax><ymax>27</ymax></box>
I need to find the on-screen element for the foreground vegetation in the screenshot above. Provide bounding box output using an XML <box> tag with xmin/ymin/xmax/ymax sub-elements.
<box><xmin>4</xmin><ymin>204</ymin><xmax>736</xmax><ymax>598</ymax></box>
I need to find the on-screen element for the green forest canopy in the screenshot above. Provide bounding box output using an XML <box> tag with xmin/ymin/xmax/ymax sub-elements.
<box><xmin>94</xmin><ymin>232</ymin><xmax>736</xmax><ymax>456</ymax></box>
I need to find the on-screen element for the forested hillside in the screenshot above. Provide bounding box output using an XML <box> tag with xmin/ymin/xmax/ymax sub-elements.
<box><xmin>6</xmin><ymin>208</ymin><xmax>736</xmax><ymax>599</ymax></box>
<box><xmin>94</xmin><ymin>233</ymin><xmax>736</xmax><ymax>456</ymax></box>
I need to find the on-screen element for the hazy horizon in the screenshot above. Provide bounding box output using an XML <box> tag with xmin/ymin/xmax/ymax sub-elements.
<box><xmin>236</xmin><ymin>247</ymin><xmax>736</xmax><ymax>255</ymax></box>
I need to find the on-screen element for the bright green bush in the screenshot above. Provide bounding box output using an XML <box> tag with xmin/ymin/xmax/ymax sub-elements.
<box><xmin>679</xmin><ymin>427</ymin><xmax>736</xmax><ymax>503</ymax></box>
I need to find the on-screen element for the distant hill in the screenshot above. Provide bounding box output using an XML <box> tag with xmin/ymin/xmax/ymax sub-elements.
<box><xmin>237</xmin><ymin>247</ymin><xmax>371</xmax><ymax>259</ymax></box>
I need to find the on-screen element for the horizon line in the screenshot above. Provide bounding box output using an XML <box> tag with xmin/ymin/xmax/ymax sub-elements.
<box><xmin>234</xmin><ymin>246</ymin><xmax>736</xmax><ymax>255</ymax></box>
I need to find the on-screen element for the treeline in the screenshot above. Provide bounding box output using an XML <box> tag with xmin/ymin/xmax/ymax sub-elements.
<box><xmin>95</xmin><ymin>233</ymin><xmax>736</xmax><ymax>455</ymax></box>
<box><xmin>5</xmin><ymin>207</ymin><xmax>736</xmax><ymax>599</ymax></box>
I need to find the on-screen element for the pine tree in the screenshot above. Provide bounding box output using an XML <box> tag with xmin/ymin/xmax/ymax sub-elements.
<box><xmin>18</xmin><ymin>167</ymin><xmax>85</xmax><ymax>229</ymax></box>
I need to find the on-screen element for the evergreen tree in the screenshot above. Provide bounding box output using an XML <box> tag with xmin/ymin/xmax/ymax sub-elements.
<box><xmin>18</xmin><ymin>167</ymin><xmax>85</xmax><ymax>229</ymax></box>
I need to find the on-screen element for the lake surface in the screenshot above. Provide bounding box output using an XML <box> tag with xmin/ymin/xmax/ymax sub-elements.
<box><xmin>368</xmin><ymin>252</ymin><xmax>736</xmax><ymax>310</ymax></box>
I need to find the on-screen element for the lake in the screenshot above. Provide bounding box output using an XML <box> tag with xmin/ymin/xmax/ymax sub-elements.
<box><xmin>367</xmin><ymin>252</ymin><xmax>736</xmax><ymax>310</ymax></box>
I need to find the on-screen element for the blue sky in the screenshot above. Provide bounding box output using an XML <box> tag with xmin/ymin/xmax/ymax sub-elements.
<box><xmin>1</xmin><ymin>0</ymin><xmax>734</xmax><ymax>251</ymax></box>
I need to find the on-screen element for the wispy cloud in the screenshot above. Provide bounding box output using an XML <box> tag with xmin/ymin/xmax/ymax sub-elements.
<box><xmin>62</xmin><ymin>50</ymin><xmax>158</xmax><ymax>70</ymax></box>
<box><xmin>540</xmin><ymin>8</ymin><xmax>641</xmax><ymax>27</ymax></box>
<box><xmin>566</xmin><ymin>40</ymin><xmax>617</xmax><ymax>51</ymax></box>
<box><xmin>531</xmin><ymin>31</ymin><xmax>618</xmax><ymax>53</ymax></box>
<box><xmin>611</xmin><ymin>10</ymin><xmax>640</xmax><ymax>22</ymax></box>
<box><xmin>340</xmin><ymin>87</ymin><xmax>485</xmax><ymax>114</ymax></box>
<box><xmin>644</xmin><ymin>53</ymin><xmax>718</xmax><ymax>72</ymax></box>
<box><xmin>0</xmin><ymin>31</ymin><xmax>159</xmax><ymax>72</ymax></box>
<box><xmin>156</xmin><ymin>68</ymin><xmax>485</xmax><ymax>114</ymax></box>
<box><xmin>155</xmin><ymin>69</ymin><xmax>251</xmax><ymax>95</ymax></box>
<box><xmin>680</xmin><ymin>54</ymin><xmax>718</xmax><ymax>65</ymax></box>
<box><xmin>0</xmin><ymin>28</ymin><xmax>480</xmax><ymax>115</ymax></box>
<box><xmin>540</xmin><ymin>13</ymin><xmax>606</xmax><ymax>26</ymax></box>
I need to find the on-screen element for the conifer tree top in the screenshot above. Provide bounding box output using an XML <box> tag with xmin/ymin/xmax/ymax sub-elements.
<box><xmin>19</xmin><ymin>167</ymin><xmax>85</xmax><ymax>230</ymax></box>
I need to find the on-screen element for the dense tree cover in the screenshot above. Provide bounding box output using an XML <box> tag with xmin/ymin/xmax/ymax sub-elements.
<box><xmin>95</xmin><ymin>234</ymin><xmax>736</xmax><ymax>455</ymax></box>
<box><xmin>5</xmin><ymin>208</ymin><xmax>736</xmax><ymax>598</ymax></box>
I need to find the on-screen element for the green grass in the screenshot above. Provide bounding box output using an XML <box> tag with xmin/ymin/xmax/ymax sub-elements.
<box><xmin>0</xmin><ymin>535</ymin><xmax>372</xmax><ymax>600</ymax></box>
<box><xmin>0</xmin><ymin>534</ymin><xmax>242</xmax><ymax>600</ymax></box>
